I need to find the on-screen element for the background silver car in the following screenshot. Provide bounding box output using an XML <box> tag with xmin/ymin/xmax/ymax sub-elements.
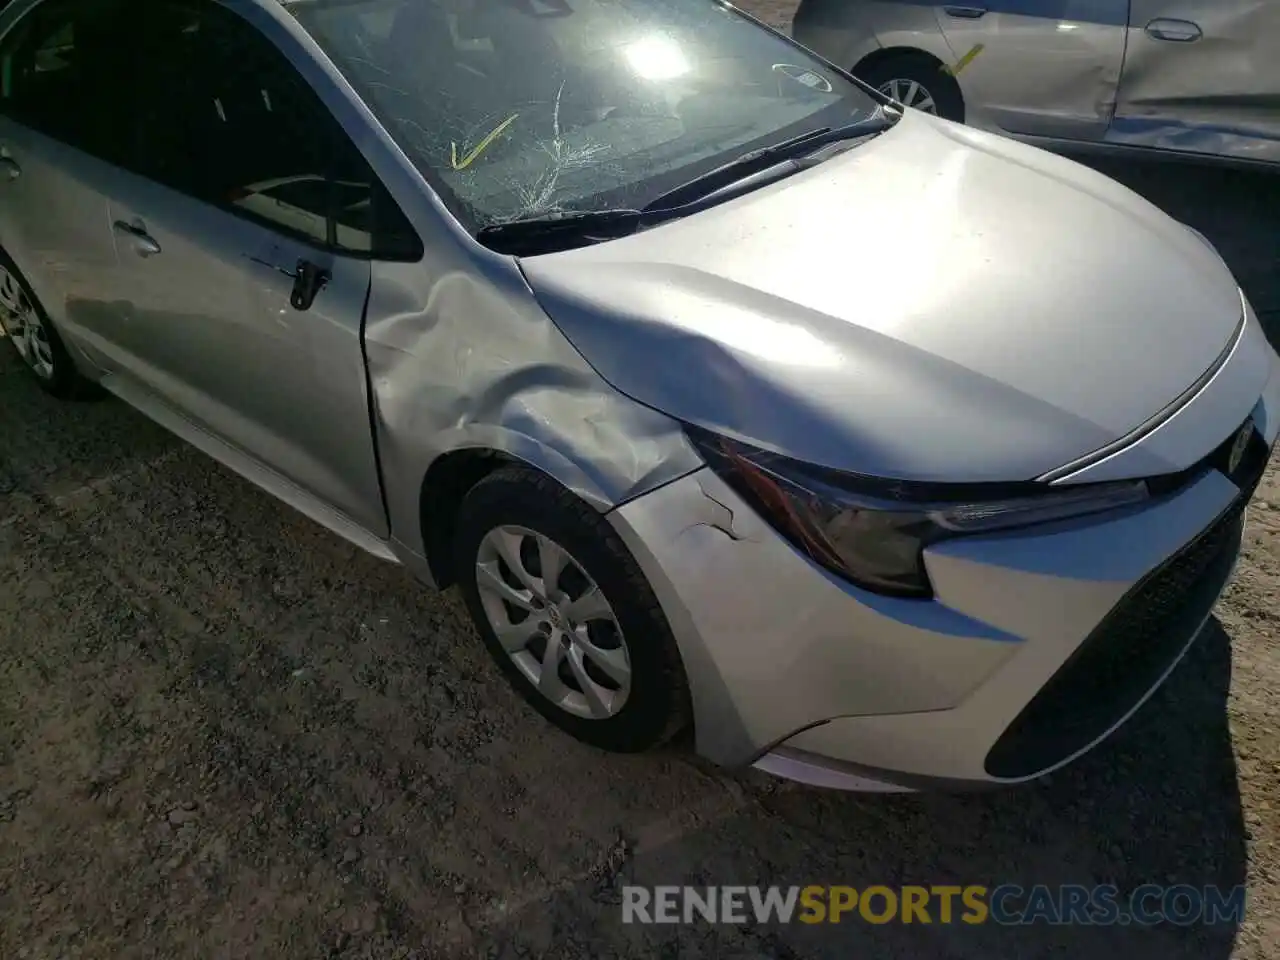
<box><xmin>791</xmin><ymin>0</ymin><xmax>1280</xmax><ymax>168</ymax></box>
<box><xmin>1</xmin><ymin>0</ymin><xmax>1277</xmax><ymax>792</ymax></box>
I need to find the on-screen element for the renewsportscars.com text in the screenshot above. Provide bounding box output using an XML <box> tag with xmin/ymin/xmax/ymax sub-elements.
<box><xmin>622</xmin><ymin>884</ymin><xmax>1246</xmax><ymax>926</ymax></box>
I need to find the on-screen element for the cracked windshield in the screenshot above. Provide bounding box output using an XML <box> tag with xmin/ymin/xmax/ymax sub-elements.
<box><xmin>290</xmin><ymin>0</ymin><xmax>877</xmax><ymax>228</ymax></box>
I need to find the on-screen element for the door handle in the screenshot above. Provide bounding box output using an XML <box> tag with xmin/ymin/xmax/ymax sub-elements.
<box><xmin>1145</xmin><ymin>18</ymin><xmax>1202</xmax><ymax>42</ymax></box>
<box><xmin>112</xmin><ymin>220</ymin><xmax>162</xmax><ymax>257</ymax></box>
<box><xmin>943</xmin><ymin>5</ymin><xmax>987</xmax><ymax>19</ymax></box>
<box><xmin>0</xmin><ymin>158</ymin><xmax>20</xmax><ymax>181</ymax></box>
<box><xmin>246</xmin><ymin>255</ymin><xmax>330</xmax><ymax>312</ymax></box>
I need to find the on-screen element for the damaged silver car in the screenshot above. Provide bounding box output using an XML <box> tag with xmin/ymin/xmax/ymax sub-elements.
<box><xmin>792</xmin><ymin>0</ymin><xmax>1280</xmax><ymax>167</ymax></box>
<box><xmin>2</xmin><ymin>0</ymin><xmax>1278</xmax><ymax>791</ymax></box>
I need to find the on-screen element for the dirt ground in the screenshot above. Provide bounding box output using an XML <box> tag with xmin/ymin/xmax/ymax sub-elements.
<box><xmin>3</xmin><ymin>6</ymin><xmax>1280</xmax><ymax>958</ymax></box>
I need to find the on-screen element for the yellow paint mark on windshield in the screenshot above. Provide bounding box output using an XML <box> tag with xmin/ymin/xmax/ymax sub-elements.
<box><xmin>450</xmin><ymin>114</ymin><xmax>520</xmax><ymax>171</ymax></box>
<box><xmin>942</xmin><ymin>43</ymin><xmax>985</xmax><ymax>77</ymax></box>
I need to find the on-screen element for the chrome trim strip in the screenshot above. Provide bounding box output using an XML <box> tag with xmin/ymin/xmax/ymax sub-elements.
<box><xmin>1037</xmin><ymin>301</ymin><xmax>1247</xmax><ymax>484</ymax></box>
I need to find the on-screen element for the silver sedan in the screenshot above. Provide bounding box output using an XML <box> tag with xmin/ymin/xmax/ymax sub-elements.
<box><xmin>1</xmin><ymin>0</ymin><xmax>1276</xmax><ymax>791</ymax></box>
<box><xmin>791</xmin><ymin>0</ymin><xmax>1280</xmax><ymax>168</ymax></box>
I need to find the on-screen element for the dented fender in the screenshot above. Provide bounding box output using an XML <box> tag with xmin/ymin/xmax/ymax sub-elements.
<box><xmin>361</xmin><ymin>251</ymin><xmax>702</xmax><ymax>576</ymax></box>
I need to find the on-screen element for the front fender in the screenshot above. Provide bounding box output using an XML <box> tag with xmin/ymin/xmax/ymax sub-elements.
<box><xmin>426</xmin><ymin>414</ymin><xmax>700</xmax><ymax>515</ymax></box>
<box><xmin>364</xmin><ymin>256</ymin><xmax>703</xmax><ymax>566</ymax></box>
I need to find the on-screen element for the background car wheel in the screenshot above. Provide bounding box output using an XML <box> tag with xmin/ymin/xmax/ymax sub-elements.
<box><xmin>454</xmin><ymin>465</ymin><xmax>691</xmax><ymax>753</ymax></box>
<box><xmin>857</xmin><ymin>52</ymin><xmax>965</xmax><ymax>123</ymax></box>
<box><xmin>0</xmin><ymin>248</ymin><xmax>99</xmax><ymax>399</ymax></box>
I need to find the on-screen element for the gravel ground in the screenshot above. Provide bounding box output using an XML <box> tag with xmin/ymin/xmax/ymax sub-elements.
<box><xmin>2</xmin><ymin>6</ymin><xmax>1280</xmax><ymax>957</ymax></box>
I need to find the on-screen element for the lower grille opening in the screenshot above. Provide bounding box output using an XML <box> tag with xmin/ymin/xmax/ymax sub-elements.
<box><xmin>984</xmin><ymin>496</ymin><xmax>1247</xmax><ymax>780</ymax></box>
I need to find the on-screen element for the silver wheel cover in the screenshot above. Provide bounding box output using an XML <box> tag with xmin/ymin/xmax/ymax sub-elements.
<box><xmin>880</xmin><ymin>78</ymin><xmax>939</xmax><ymax>115</ymax></box>
<box><xmin>475</xmin><ymin>524</ymin><xmax>632</xmax><ymax>720</ymax></box>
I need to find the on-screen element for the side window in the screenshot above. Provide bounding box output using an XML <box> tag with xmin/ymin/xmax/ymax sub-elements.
<box><xmin>130</xmin><ymin>0</ymin><xmax>421</xmax><ymax>260</ymax></box>
<box><xmin>0</xmin><ymin>0</ymin><xmax>135</xmax><ymax>162</ymax></box>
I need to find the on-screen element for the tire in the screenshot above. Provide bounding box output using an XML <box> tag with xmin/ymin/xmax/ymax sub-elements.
<box><xmin>0</xmin><ymin>246</ymin><xmax>100</xmax><ymax>399</ymax></box>
<box><xmin>858</xmin><ymin>52</ymin><xmax>965</xmax><ymax>124</ymax></box>
<box><xmin>453</xmin><ymin>465</ymin><xmax>691</xmax><ymax>753</ymax></box>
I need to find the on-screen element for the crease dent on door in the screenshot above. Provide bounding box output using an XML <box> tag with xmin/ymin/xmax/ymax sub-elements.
<box><xmin>934</xmin><ymin>0</ymin><xmax>1130</xmax><ymax>140</ymax></box>
<box><xmin>1109</xmin><ymin>1</ymin><xmax>1280</xmax><ymax>164</ymax></box>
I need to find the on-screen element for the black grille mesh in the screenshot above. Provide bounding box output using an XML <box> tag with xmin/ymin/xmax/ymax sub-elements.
<box><xmin>985</xmin><ymin>418</ymin><xmax>1267</xmax><ymax>780</ymax></box>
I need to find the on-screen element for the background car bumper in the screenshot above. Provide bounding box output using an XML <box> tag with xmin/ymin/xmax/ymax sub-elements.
<box><xmin>609</xmin><ymin>350</ymin><xmax>1280</xmax><ymax>788</ymax></box>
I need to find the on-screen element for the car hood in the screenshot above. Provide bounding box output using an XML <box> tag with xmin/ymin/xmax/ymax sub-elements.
<box><xmin>517</xmin><ymin>113</ymin><xmax>1245</xmax><ymax>482</ymax></box>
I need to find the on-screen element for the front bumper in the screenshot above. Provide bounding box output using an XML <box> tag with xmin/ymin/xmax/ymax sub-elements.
<box><xmin>608</xmin><ymin>329</ymin><xmax>1280</xmax><ymax>790</ymax></box>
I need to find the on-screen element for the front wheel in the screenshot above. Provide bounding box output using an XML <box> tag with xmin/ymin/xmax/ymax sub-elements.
<box><xmin>858</xmin><ymin>52</ymin><xmax>966</xmax><ymax>123</ymax></box>
<box><xmin>453</xmin><ymin>466</ymin><xmax>690</xmax><ymax>753</ymax></box>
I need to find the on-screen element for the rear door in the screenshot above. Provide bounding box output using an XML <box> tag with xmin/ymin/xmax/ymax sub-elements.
<box><xmin>936</xmin><ymin>0</ymin><xmax>1130</xmax><ymax>140</ymax></box>
<box><xmin>0</xmin><ymin>0</ymin><xmax>134</xmax><ymax>371</ymax></box>
<box><xmin>1110</xmin><ymin>0</ymin><xmax>1280</xmax><ymax>164</ymax></box>
<box><xmin>99</xmin><ymin>0</ymin><xmax>419</xmax><ymax>535</ymax></box>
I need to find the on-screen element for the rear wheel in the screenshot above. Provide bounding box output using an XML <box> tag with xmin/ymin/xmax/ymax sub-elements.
<box><xmin>453</xmin><ymin>466</ymin><xmax>690</xmax><ymax>753</ymax></box>
<box><xmin>858</xmin><ymin>52</ymin><xmax>965</xmax><ymax>123</ymax></box>
<box><xmin>0</xmin><ymin>248</ymin><xmax>99</xmax><ymax>399</ymax></box>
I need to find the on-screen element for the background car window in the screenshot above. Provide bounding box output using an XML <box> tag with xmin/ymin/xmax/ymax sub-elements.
<box><xmin>0</xmin><ymin>0</ymin><xmax>135</xmax><ymax>162</ymax></box>
<box><xmin>126</xmin><ymin>0</ymin><xmax>420</xmax><ymax>259</ymax></box>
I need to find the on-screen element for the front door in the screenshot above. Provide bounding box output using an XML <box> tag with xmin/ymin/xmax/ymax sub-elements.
<box><xmin>99</xmin><ymin>0</ymin><xmax>394</xmax><ymax>535</ymax></box>
<box><xmin>1110</xmin><ymin>0</ymin><xmax>1280</xmax><ymax>164</ymax></box>
<box><xmin>936</xmin><ymin>0</ymin><xmax>1131</xmax><ymax>140</ymax></box>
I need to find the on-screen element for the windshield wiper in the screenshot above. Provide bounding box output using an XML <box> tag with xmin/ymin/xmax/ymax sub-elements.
<box><xmin>476</xmin><ymin>110</ymin><xmax>899</xmax><ymax>256</ymax></box>
<box><xmin>477</xmin><ymin>208</ymin><xmax>649</xmax><ymax>256</ymax></box>
<box><xmin>645</xmin><ymin>109</ymin><xmax>899</xmax><ymax>210</ymax></box>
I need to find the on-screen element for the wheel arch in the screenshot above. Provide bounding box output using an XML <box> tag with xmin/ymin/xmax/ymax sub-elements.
<box><xmin>416</xmin><ymin>431</ymin><xmax>626</xmax><ymax>589</ymax></box>
<box><xmin>851</xmin><ymin>46</ymin><xmax>966</xmax><ymax>122</ymax></box>
<box><xmin>853</xmin><ymin>45</ymin><xmax>948</xmax><ymax>81</ymax></box>
<box><xmin>0</xmin><ymin>241</ymin><xmax>102</xmax><ymax>397</ymax></box>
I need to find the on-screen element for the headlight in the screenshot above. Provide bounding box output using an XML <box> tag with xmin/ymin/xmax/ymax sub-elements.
<box><xmin>687</xmin><ymin>428</ymin><xmax>1149</xmax><ymax>598</ymax></box>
